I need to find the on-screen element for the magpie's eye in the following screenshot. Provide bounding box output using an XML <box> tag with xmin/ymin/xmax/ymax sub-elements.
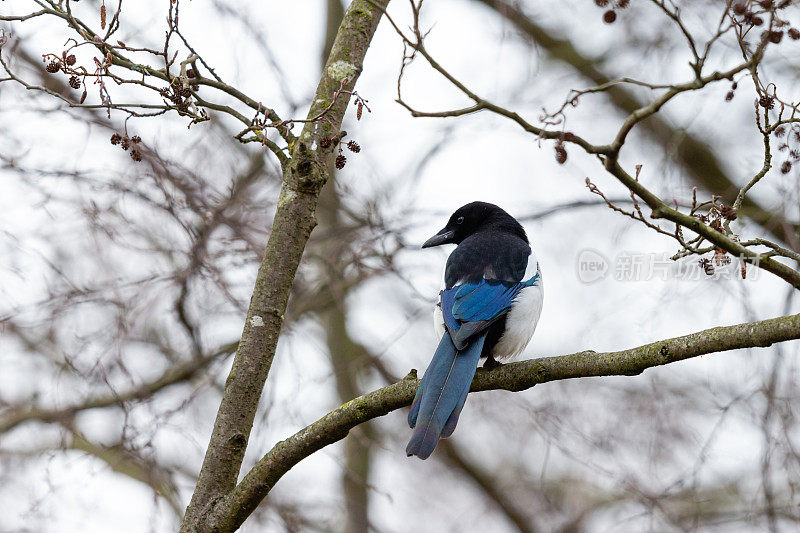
<box><xmin>456</xmin><ymin>216</ymin><xmax>465</xmax><ymax>225</ymax></box>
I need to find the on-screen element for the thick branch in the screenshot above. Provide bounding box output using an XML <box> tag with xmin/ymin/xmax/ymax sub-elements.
<box><xmin>213</xmin><ymin>312</ymin><xmax>800</xmax><ymax>530</ymax></box>
<box><xmin>179</xmin><ymin>2</ymin><xmax>389</xmax><ymax>531</ymax></box>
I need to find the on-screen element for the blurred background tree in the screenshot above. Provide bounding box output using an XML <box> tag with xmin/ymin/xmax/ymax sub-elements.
<box><xmin>2</xmin><ymin>1</ymin><xmax>800</xmax><ymax>531</ymax></box>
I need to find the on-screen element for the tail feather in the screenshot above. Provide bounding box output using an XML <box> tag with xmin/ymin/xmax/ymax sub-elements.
<box><xmin>406</xmin><ymin>332</ymin><xmax>486</xmax><ymax>459</ymax></box>
<box><xmin>440</xmin><ymin>379</ymin><xmax>471</xmax><ymax>439</ymax></box>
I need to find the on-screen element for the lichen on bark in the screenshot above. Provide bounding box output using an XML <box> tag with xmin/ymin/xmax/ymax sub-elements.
<box><xmin>179</xmin><ymin>2</ymin><xmax>390</xmax><ymax>532</ymax></box>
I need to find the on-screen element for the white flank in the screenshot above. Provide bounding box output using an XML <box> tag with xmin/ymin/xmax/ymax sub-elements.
<box><xmin>433</xmin><ymin>303</ymin><xmax>445</xmax><ymax>340</ymax></box>
<box><xmin>491</xmin><ymin>281</ymin><xmax>543</xmax><ymax>360</ymax></box>
<box><xmin>492</xmin><ymin>257</ymin><xmax>543</xmax><ymax>361</ymax></box>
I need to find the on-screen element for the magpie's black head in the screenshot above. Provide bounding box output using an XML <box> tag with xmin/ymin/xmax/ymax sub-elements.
<box><xmin>422</xmin><ymin>201</ymin><xmax>528</xmax><ymax>248</ymax></box>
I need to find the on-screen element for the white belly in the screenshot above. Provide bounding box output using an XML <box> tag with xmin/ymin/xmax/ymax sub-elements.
<box><xmin>491</xmin><ymin>281</ymin><xmax>544</xmax><ymax>361</ymax></box>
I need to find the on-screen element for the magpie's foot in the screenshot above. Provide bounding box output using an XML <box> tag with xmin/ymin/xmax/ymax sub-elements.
<box><xmin>483</xmin><ymin>357</ymin><xmax>503</xmax><ymax>370</ymax></box>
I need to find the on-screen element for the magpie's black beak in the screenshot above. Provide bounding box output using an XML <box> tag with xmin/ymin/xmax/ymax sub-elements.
<box><xmin>422</xmin><ymin>228</ymin><xmax>455</xmax><ymax>248</ymax></box>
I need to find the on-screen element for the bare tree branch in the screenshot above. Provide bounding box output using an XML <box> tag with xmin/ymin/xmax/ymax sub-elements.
<box><xmin>216</xmin><ymin>311</ymin><xmax>800</xmax><ymax>532</ymax></box>
<box><xmin>179</xmin><ymin>2</ymin><xmax>389</xmax><ymax>530</ymax></box>
<box><xmin>439</xmin><ymin>439</ymin><xmax>540</xmax><ymax>533</ymax></box>
<box><xmin>472</xmin><ymin>0</ymin><xmax>799</xmax><ymax>246</ymax></box>
<box><xmin>0</xmin><ymin>343</ymin><xmax>237</xmax><ymax>434</ymax></box>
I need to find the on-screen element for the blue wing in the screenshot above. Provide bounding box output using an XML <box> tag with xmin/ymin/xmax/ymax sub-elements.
<box><xmin>440</xmin><ymin>274</ymin><xmax>538</xmax><ymax>350</ymax></box>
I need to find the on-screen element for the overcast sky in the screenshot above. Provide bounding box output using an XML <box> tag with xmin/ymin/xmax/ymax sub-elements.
<box><xmin>2</xmin><ymin>1</ymin><xmax>800</xmax><ymax>531</ymax></box>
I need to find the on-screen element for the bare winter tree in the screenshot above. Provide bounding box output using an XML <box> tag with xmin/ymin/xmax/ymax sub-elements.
<box><xmin>2</xmin><ymin>1</ymin><xmax>800</xmax><ymax>532</ymax></box>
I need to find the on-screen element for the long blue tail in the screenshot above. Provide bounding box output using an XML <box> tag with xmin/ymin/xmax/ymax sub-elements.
<box><xmin>406</xmin><ymin>331</ymin><xmax>487</xmax><ymax>459</ymax></box>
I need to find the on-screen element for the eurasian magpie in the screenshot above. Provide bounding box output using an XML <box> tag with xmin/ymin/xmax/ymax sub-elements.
<box><xmin>406</xmin><ymin>202</ymin><xmax>543</xmax><ymax>459</ymax></box>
